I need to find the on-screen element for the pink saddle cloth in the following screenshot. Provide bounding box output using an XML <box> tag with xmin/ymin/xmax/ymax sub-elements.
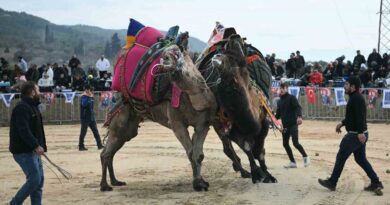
<box><xmin>112</xmin><ymin>27</ymin><xmax>163</xmax><ymax>103</ymax></box>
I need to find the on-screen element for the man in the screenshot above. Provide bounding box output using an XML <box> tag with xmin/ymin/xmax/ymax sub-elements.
<box><xmin>286</xmin><ymin>53</ymin><xmax>297</xmax><ymax>78</ymax></box>
<box><xmin>367</xmin><ymin>48</ymin><xmax>382</xmax><ymax>72</ymax></box>
<box><xmin>68</xmin><ymin>54</ymin><xmax>81</xmax><ymax>71</ymax></box>
<box><xmin>9</xmin><ymin>81</ymin><xmax>46</xmax><ymax>205</ymax></box>
<box><xmin>267</xmin><ymin>53</ymin><xmax>276</xmax><ymax>76</ymax></box>
<box><xmin>295</xmin><ymin>51</ymin><xmax>305</xmax><ymax>77</ymax></box>
<box><xmin>95</xmin><ymin>55</ymin><xmax>110</xmax><ymax>78</ymax></box>
<box><xmin>276</xmin><ymin>82</ymin><xmax>310</xmax><ymax>168</ymax></box>
<box><xmin>78</xmin><ymin>84</ymin><xmax>104</xmax><ymax>151</ymax></box>
<box><xmin>318</xmin><ymin>76</ymin><xmax>383</xmax><ymax>192</ymax></box>
<box><xmin>18</xmin><ymin>56</ymin><xmax>28</xmax><ymax>73</ymax></box>
<box><xmin>353</xmin><ymin>50</ymin><xmax>366</xmax><ymax>72</ymax></box>
<box><xmin>335</xmin><ymin>55</ymin><xmax>346</xmax><ymax>77</ymax></box>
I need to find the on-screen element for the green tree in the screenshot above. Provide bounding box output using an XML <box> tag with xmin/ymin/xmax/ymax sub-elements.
<box><xmin>45</xmin><ymin>24</ymin><xmax>54</xmax><ymax>43</ymax></box>
<box><xmin>74</xmin><ymin>39</ymin><xmax>85</xmax><ymax>56</ymax></box>
<box><xmin>110</xmin><ymin>33</ymin><xmax>121</xmax><ymax>57</ymax></box>
<box><xmin>104</xmin><ymin>41</ymin><xmax>111</xmax><ymax>58</ymax></box>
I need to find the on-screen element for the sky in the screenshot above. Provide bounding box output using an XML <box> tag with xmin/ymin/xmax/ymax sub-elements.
<box><xmin>0</xmin><ymin>0</ymin><xmax>381</xmax><ymax>61</ymax></box>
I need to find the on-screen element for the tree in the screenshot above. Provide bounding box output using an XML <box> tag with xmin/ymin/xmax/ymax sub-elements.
<box><xmin>4</xmin><ymin>46</ymin><xmax>10</xmax><ymax>53</ymax></box>
<box><xmin>45</xmin><ymin>25</ymin><xmax>54</xmax><ymax>43</ymax></box>
<box><xmin>74</xmin><ymin>39</ymin><xmax>85</xmax><ymax>56</ymax></box>
<box><xmin>104</xmin><ymin>41</ymin><xmax>111</xmax><ymax>58</ymax></box>
<box><xmin>110</xmin><ymin>33</ymin><xmax>121</xmax><ymax>57</ymax></box>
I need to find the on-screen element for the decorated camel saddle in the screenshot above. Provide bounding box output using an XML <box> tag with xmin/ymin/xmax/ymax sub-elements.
<box><xmin>111</xmin><ymin>19</ymin><xmax>179</xmax><ymax>104</ymax></box>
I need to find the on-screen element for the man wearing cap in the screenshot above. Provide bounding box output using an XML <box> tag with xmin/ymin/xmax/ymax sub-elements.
<box><xmin>318</xmin><ymin>76</ymin><xmax>383</xmax><ymax>192</ymax></box>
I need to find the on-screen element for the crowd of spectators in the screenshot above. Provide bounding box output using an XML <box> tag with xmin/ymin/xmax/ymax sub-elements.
<box><xmin>265</xmin><ymin>49</ymin><xmax>390</xmax><ymax>88</ymax></box>
<box><xmin>0</xmin><ymin>55</ymin><xmax>113</xmax><ymax>93</ymax></box>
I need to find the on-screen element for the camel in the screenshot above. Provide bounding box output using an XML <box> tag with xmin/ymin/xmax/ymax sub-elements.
<box><xmin>197</xmin><ymin>33</ymin><xmax>277</xmax><ymax>184</ymax></box>
<box><xmin>100</xmin><ymin>45</ymin><xmax>217</xmax><ymax>192</ymax></box>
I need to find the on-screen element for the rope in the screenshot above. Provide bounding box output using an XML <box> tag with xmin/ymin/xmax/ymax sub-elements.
<box><xmin>42</xmin><ymin>153</ymin><xmax>72</xmax><ymax>180</ymax></box>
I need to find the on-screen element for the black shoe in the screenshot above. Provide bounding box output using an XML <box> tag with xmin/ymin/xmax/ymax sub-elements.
<box><xmin>79</xmin><ymin>146</ymin><xmax>88</xmax><ymax>151</ymax></box>
<box><xmin>364</xmin><ymin>181</ymin><xmax>384</xmax><ymax>191</ymax></box>
<box><xmin>97</xmin><ymin>144</ymin><xmax>104</xmax><ymax>150</ymax></box>
<box><xmin>318</xmin><ymin>178</ymin><xmax>336</xmax><ymax>191</ymax></box>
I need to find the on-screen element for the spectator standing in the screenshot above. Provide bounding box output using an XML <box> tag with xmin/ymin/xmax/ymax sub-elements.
<box><xmin>295</xmin><ymin>51</ymin><xmax>305</xmax><ymax>77</ymax></box>
<box><xmin>95</xmin><ymin>55</ymin><xmax>110</xmax><ymax>78</ymax></box>
<box><xmin>68</xmin><ymin>54</ymin><xmax>81</xmax><ymax>72</ymax></box>
<box><xmin>286</xmin><ymin>53</ymin><xmax>297</xmax><ymax>78</ymax></box>
<box><xmin>335</xmin><ymin>55</ymin><xmax>346</xmax><ymax>77</ymax></box>
<box><xmin>367</xmin><ymin>49</ymin><xmax>382</xmax><ymax>72</ymax></box>
<box><xmin>353</xmin><ymin>50</ymin><xmax>366</xmax><ymax>72</ymax></box>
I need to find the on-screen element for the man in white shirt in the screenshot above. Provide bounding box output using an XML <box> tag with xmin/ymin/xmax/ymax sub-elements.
<box><xmin>95</xmin><ymin>55</ymin><xmax>110</xmax><ymax>78</ymax></box>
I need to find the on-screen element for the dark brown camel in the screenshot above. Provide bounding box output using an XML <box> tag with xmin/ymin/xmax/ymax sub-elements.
<box><xmin>200</xmin><ymin>34</ymin><xmax>277</xmax><ymax>184</ymax></box>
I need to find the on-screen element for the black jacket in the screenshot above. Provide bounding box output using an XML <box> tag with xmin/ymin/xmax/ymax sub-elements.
<box><xmin>9</xmin><ymin>97</ymin><xmax>47</xmax><ymax>154</ymax></box>
<box><xmin>275</xmin><ymin>93</ymin><xmax>302</xmax><ymax>127</ymax></box>
<box><xmin>342</xmin><ymin>91</ymin><xmax>367</xmax><ymax>133</ymax></box>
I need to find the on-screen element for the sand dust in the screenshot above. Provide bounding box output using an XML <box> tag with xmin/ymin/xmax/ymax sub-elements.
<box><xmin>0</xmin><ymin>120</ymin><xmax>389</xmax><ymax>205</ymax></box>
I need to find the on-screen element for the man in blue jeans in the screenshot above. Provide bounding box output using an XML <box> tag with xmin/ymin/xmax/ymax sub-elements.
<box><xmin>9</xmin><ymin>81</ymin><xmax>46</xmax><ymax>205</ymax></box>
<box><xmin>318</xmin><ymin>76</ymin><xmax>384</xmax><ymax>192</ymax></box>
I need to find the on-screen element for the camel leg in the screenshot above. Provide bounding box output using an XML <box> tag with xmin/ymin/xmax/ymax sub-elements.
<box><xmin>253</xmin><ymin>120</ymin><xmax>277</xmax><ymax>183</ymax></box>
<box><xmin>229</xmin><ymin>128</ymin><xmax>265</xmax><ymax>184</ymax></box>
<box><xmin>213</xmin><ymin>124</ymin><xmax>251</xmax><ymax>178</ymax></box>
<box><xmin>100</xmin><ymin>106</ymin><xmax>140</xmax><ymax>192</ymax></box>
<box><xmin>171</xmin><ymin>122</ymin><xmax>209</xmax><ymax>191</ymax></box>
<box><xmin>191</xmin><ymin>124</ymin><xmax>210</xmax><ymax>191</ymax></box>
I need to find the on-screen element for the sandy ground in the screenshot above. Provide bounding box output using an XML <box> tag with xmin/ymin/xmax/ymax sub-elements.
<box><xmin>0</xmin><ymin>120</ymin><xmax>389</xmax><ymax>205</ymax></box>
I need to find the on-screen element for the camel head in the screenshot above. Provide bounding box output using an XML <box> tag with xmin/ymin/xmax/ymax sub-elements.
<box><xmin>160</xmin><ymin>45</ymin><xmax>185</xmax><ymax>73</ymax></box>
<box><xmin>160</xmin><ymin>44</ymin><xmax>216</xmax><ymax>111</ymax></box>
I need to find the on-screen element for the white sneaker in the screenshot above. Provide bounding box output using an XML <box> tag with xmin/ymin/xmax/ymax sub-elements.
<box><xmin>284</xmin><ymin>161</ymin><xmax>297</xmax><ymax>168</ymax></box>
<box><xmin>304</xmin><ymin>156</ymin><xmax>311</xmax><ymax>167</ymax></box>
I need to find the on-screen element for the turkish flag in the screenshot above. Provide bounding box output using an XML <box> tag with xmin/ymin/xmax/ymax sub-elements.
<box><xmin>305</xmin><ymin>87</ymin><xmax>316</xmax><ymax>104</ymax></box>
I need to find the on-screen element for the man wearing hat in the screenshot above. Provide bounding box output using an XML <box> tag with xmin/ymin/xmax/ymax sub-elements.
<box><xmin>318</xmin><ymin>76</ymin><xmax>383</xmax><ymax>192</ymax></box>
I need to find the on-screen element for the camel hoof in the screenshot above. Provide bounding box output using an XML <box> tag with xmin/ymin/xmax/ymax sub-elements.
<box><xmin>240</xmin><ymin>170</ymin><xmax>251</xmax><ymax>178</ymax></box>
<box><xmin>232</xmin><ymin>163</ymin><xmax>240</xmax><ymax>172</ymax></box>
<box><xmin>251</xmin><ymin>168</ymin><xmax>265</xmax><ymax>184</ymax></box>
<box><xmin>193</xmin><ymin>178</ymin><xmax>209</xmax><ymax>192</ymax></box>
<box><xmin>100</xmin><ymin>185</ymin><xmax>113</xmax><ymax>192</ymax></box>
<box><xmin>263</xmin><ymin>175</ymin><xmax>278</xmax><ymax>183</ymax></box>
<box><xmin>111</xmin><ymin>180</ymin><xmax>126</xmax><ymax>186</ymax></box>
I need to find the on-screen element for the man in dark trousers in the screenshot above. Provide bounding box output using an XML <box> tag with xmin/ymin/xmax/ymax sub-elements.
<box><xmin>276</xmin><ymin>82</ymin><xmax>310</xmax><ymax>168</ymax></box>
<box><xmin>318</xmin><ymin>76</ymin><xmax>383</xmax><ymax>192</ymax></box>
<box><xmin>78</xmin><ymin>84</ymin><xmax>103</xmax><ymax>151</ymax></box>
<box><xmin>9</xmin><ymin>81</ymin><xmax>46</xmax><ymax>205</ymax></box>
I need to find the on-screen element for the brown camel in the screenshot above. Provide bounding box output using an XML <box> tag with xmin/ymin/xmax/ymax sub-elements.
<box><xmin>100</xmin><ymin>45</ymin><xmax>217</xmax><ymax>192</ymax></box>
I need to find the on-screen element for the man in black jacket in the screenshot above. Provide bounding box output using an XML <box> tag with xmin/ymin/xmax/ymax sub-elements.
<box><xmin>276</xmin><ymin>82</ymin><xmax>310</xmax><ymax>168</ymax></box>
<box><xmin>9</xmin><ymin>81</ymin><xmax>46</xmax><ymax>205</ymax></box>
<box><xmin>319</xmin><ymin>76</ymin><xmax>383</xmax><ymax>192</ymax></box>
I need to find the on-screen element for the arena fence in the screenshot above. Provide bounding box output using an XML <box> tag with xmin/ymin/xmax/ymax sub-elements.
<box><xmin>0</xmin><ymin>88</ymin><xmax>389</xmax><ymax>126</ymax></box>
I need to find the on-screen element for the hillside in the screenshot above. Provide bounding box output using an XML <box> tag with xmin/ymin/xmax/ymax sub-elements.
<box><xmin>0</xmin><ymin>8</ymin><xmax>207</xmax><ymax>68</ymax></box>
